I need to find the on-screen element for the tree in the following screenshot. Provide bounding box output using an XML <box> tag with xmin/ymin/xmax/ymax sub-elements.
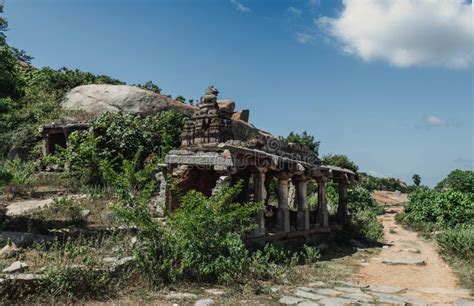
<box><xmin>285</xmin><ymin>131</ymin><xmax>320</xmax><ymax>156</ymax></box>
<box><xmin>412</xmin><ymin>174</ymin><xmax>421</xmax><ymax>186</ymax></box>
<box><xmin>435</xmin><ymin>169</ymin><xmax>473</xmax><ymax>193</ymax></box>
<box><xmin>0</xmin><ymin>4</ymin><xmax>20</xmax><ymax>98</ymax></box>
<box><xmin>134</xmin><ymin>81</ymin><xmax>161</xmax><ymax>94</ymax></box>
<box><xmin>321</xmin><ymin>154</ymin><xmax>359</xmax><ymax>173</ymax></box>
<box><xmin>175</xmin><ymin>95</ymin><xmax>186</xmax><ymax>102</ymax></box>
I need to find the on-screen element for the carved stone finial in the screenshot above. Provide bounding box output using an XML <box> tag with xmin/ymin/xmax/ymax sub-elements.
<box><xmin>205</xmin><ymin>85</ymin><xmax>219</xmax><ymax>96</ymax></box>
<box><xmin>199</xmin><ymin>86</ymin><xmax>219</xmax><ymax>111</ymax></box>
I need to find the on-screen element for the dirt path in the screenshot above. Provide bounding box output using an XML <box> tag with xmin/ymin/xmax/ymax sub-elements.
<box><xmin>351</xmin><ymin>191</ymin><xmax>472</xmax><ymax>304</ymax></box>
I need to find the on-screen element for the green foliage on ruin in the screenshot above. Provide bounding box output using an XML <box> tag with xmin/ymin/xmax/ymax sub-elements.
<box><xmin>45</xmin><ymin>111</ymin><xmax>186</xmax><ymax>185</ymax></box>
<box><xmin>285</xmin><ymin>131</ymin><xmax>320</xmax><ymax>156</ymax></box>
<box><xmin>100</xmin><ymin>151</ymin><xmax>320</xmax><ymax>285</ymax></box>
<box><xmin>321</xmin><ymin>154</ymin><xmax>359</xmax><ymax>173</ymax></box>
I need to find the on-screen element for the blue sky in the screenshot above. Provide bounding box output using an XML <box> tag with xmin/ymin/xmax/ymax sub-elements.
<box><xmin>3</xmin><ymin>0</ymin><xmax>473</xmax><ymax>187</ymax></box>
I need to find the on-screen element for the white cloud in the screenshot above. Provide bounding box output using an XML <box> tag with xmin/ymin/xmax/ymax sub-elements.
<box><xmin>296</xmin><ymin>32</ymin><xmax>313</xmax><ymax>44</ymax></box>
<box><xmin>230</xmin><ymin>0</ymin><xmax>251</xmax><ymax>13</ymax></box>
<box><xmin>424</xmin><ymin>114</ymin><xmax>445</xmax><ymax>126</ymax></box>
<box><xmin>318</xmin><ymin>0</ymin><xmax>473</xmax><ymax>68</ymax></box>
<box><xmin>288</xmin><ymin>6</ymin><xmax>302</xmax><ymax>17</ymax></box>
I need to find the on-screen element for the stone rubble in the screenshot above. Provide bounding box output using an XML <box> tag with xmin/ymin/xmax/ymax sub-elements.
<box><xmin>2</xmin><ymin>261</ymin><xmax>28</xmax><ymax>273</ymax></box>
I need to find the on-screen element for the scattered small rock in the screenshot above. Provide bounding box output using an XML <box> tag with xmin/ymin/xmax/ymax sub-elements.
<box><xmin>308</xmin><ymin>281</ymin><xmax>326</xmax><ymax>287</ymax></box>
<box><xmin>406</xmin><ymin>248</ymin><xmax>421</xmax><ymax>254</ymax></box>
<box><xmin>130</xmin><ymin>236</ymin><xmax>138</xmax><ymax>248</ymax></box>
<box><xmin>382</xmin><ymin>257</ymin><xmax>426</xmax><ymax>266</ymax></box>
<box><xmin>317</xmin><ymin>297</ymin><xmax>355</xmax><ymax>306</ymax></box>
<box><xmin>414</xmin><ymin>287</ymin><xmax>470</xmax><ymax>296</ymax></box>
<box><xmin>334</xmin><ymin>286</ymin><xmax>362</xmax><ymax>293</ymax></box>
<box><xmin>343</xmin><ymin>292</ymin><xmax>374</xmax><ymax>303</ymax></box>
<box><xmin>80</xmin><ymin>209</ymin><xmax>91</xmax><ymax>217</ymax></box>
<box><xmin>2</xmin><ymin>261</ymin><xmax>28</xmax><ymax>273</ymax></box>
<box><xmin>278</xmin><ymin>296</ymin><xmax>305</xmax><ymax>305</ymax></box>
<box><xmin>0</xmin><ymin>242</ymin><xmax>19</xmax><ymax>259</ymax></box>
<box><xmin>166</xmin><ymin>292</ymin><xmax>198</xmax><ymax>300</ymax></box>
<box><xmin>293</xmin><ymin>289</ymin><xmax>325</xmax><ymax>301</ymax></box>
<box><xmin>332</xmin><ymin>281</ymin><xmax>368</xmax><ymax>288</ymax></box>
<box><xmin>314</xmin><ymin>288</ymin><xmax>343</xmax><ymax>296</ymax></box>
<box><xmin>102</xmin><ymin>256</ymin><xmax>118</xmax><ymax>264</ymax></box>
<box><xmin>110</xmin><ymin>256</ymin><xmax>134</xmax><ymax>274</ymax></box>
<box><xmin>368</xmin><ymin>285</ymin><xmax>405</xmax><ymax>294</ymax></box>
<box><xmin>195</xmin><ymin>298</ymin><xmax>214</xmax><ymax>306</ymax></box>
<box><xmin>204</xmin><ymin>288</ymin><xmax>225</xmax><ymax>296</ymax></box>
<box><xmin>382</xmin><ymin>245</ymin><xmax>389</xmax><ymax>249</ymax></box>
<box><xmin>453</xmin><ymin>300</ymin><xmax>474</xmax><ymax>306</ymax></box>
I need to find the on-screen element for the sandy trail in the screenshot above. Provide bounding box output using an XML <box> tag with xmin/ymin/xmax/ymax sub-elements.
<box><xmin>352</xmin><ymin>191</ymin><xmax>471</xmax><ymax>303</ymax></box>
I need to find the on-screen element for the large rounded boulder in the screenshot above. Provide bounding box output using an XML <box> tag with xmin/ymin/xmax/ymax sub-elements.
<box><xmin>62</xmin><ymin>84</ymin><xmax>197</xmax><ymax>121</ymax></box>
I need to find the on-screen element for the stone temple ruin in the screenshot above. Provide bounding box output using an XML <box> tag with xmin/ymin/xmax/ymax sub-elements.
<box><xmin>163</xmin><ymin>86</ymin><xmax>355</xmax><ymax>243</ymax></box>
<box><xmin>39</xmin><ymin>84</ymin><xmax>355</xmax><ymax>244</ymax></box>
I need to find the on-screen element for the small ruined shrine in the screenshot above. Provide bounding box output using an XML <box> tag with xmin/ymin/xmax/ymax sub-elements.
<box><xmin>164</xmin><ymin>86</ymin><xmax>355</xmax><ymax>243</ymax></box>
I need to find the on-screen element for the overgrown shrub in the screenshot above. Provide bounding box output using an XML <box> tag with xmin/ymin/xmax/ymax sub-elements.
<box><xmin>344</xmin><ymin>186</ymin><xmax>384</xmax><ymax>243</ymax></box>
<box><xmin>103</xmin><ymin>151</ymin><xmax>319</xmax><ymax>285</ymax></box>
<box><xmin>0</xmin><ymin>158</ymin><xmax>37</xmax><ymax>195</ymax></box>
<box><xmin>43</xmin><ymin>196</ymin><xmax>84</xmax><ymax>222</ymax></box>
<box><xmin>435</xmin><ymin>169</ymin><xmax>474</xmax><ymax>193</ymax></box>
<box><xmin>347</xmin><ymin>186</ymin><xmax>384</xmax><ymax>215</ymax></box>
<box><xmin>436</xmin><ymin>224</ymin><xmax>474</xmax><ymax>260</ymax></box>
<box><xmin>401</xmin><ymin>189</ymin><xmax>474</xmax><ymax>228</ymax></box>
<box><xmin>46</xmin><ymin>110</ymin><xmax>186</xmax><ymax>185</ymax></box>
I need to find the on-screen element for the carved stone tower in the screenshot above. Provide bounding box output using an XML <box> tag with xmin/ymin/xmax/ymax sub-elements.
<box><xmin>180</xmin><ymin>86</ymin><xmax>233</xmax><ymax>148</ymax></box>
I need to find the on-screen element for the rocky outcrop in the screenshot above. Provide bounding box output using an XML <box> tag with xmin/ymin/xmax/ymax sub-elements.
<box><xmin>61</xmin><ymin>84</ymin><xmax>197</xmax><ymax>121</ymax></box>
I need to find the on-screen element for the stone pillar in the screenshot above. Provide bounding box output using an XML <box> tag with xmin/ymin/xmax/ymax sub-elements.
<box><xmin>296</xmin><ymin>177</ymin><xmax>310</xmax><ymax>231</ymax></box>
<box><xmin>212</xmin><ymin>175</ymin><xmax>231</xmax><ymax>195</ymax></box>
<box><xmin>276</xmin><ymin>173</ymin><xmax>290</xmax><ymax>233</ymax></box>
<box><xmin>253</xmin><ymin>170</ymin><xmax>266</xmax><ymax>236</ymax></box>
<box><xmin>336</xmin><ymin>177</ymin><xmax>349</xmax><ymax>225</ymax></box>
<box><xmin>316</xmin><ymin>176</ymin><xmax>329</xmax><ymax>228</ymax></box>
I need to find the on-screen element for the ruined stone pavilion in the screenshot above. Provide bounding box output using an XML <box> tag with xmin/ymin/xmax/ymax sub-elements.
<box><xmin>164</xmin><ymin>86</ymin><xmax>355</xmax><ymax>243</ymax></box>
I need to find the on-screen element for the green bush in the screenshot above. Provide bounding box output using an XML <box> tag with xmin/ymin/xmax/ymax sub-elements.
<box><xmin>344</xmin><ymin>186</ymin><xmax>384</xmax><ymax>243</ymax></box>
<box><xmin>0</xmin><ymin>158</ymin><xmax>37</xmax><ymax>195</ymax></box>
<box><xmin>41</xmin><ymin>266</ymin><xmax>111</xmax><ymax>300</ymax></box>
<box><xmin>357</xmin><ymin>172</ymin><xmax>408</xmax><ymax>192</ymax></box>
<box><xmin>401</xmin><ymin>189</ymin><xmax>474</xmax><ymax>228</ymax></box>
<box><xmin>347</xmin><ymin>186</ymin><xmax>384</xmax><ymax>215</ymax></box>
<box><xmin>46</xmin><ymin>110</ymin><xmax>186</xmax><ymax>185</ymax></box>
<box><xmin>436</xmin><ymin>224</ymin><xmax>474</xmax><ymax>260</ymax></box>
<box><xmin>43</xmin><ymin>196</ymin><xmax>84</xmax><ymax>222</ymax></box>
<box><xmin>102</xmin><ymin>151</ymin><xmax>319</xmax><ymax>285</ymax></box>
<box><xmin>435</xmin><ymin>169</ymin><xmax>473</xmax><ymax>193</ymax></box>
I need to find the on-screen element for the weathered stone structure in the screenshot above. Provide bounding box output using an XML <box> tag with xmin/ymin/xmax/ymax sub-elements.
<box><xmin>164</xmin><ymin>86</ymin><xmax>355</xmax><ymax>243</ymax></box>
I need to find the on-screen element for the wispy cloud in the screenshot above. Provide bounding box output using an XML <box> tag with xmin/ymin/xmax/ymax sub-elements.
<box><xmin>288</xmin><ymin>6</ymin><xmax>302</xmax><ymax>17</ymax></box>
<box><xmin>230</xmin><ymin>0</ymin><xmax>251</xmax><ymax>13</ymax></box>
<box><xmin>424</xmin><ymin>114</ymin><xmax>445</xmax><ymax>126</ymax></box>
<box><xmin>317</xmin><ymin>0</ymin><xmax>473</xmax><ymax>68</ymax></box>
<box><xmin>415</xmin><ymin>114</ymin><xmax>462</xmax><ymax>129</ymax></box>
<box><xmin>295</xmin><ymin>32</ymin><xmax>313</xmax><ymax>44</ymax></box>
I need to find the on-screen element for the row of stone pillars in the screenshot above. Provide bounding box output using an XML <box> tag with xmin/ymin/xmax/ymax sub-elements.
<box><xmin>253</xmin><ymin>170</ymin><xmax>349</xmax><ymax>236</ymax></box>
